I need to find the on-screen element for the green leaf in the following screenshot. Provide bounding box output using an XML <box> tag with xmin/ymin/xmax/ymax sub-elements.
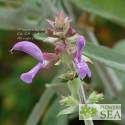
<box><xmin>0</xmin><ymin>7</ymin><xmax>40</xmax><ymax>30</ymax></box>
<box><xmin>59</xmin><ymin>71</ymin><xmax>76</xmax><ymax>81</ymax></box>
<box><xmin>87</xmin><ymin>91</ymin><xmax>104</xmax><ymax>104</ymax></box>
<box><xmin>84</xmin><ymin>42</ymin><xmax>125</xmax><ymax>72</ymax></box>
<box><xmin>25</xmin><ymin>88</ymin><xmax>55</xmax><ymax>125</ymax></box>
<box><xmin>72</xmin><ymin>0</ymin><xmax>125</xmax><ymax>26</ymax></box>
<box><xmin>42</xmin><ymin>99</ymin><xmax>68</xmax><ymax>125</ymax></box>
<box><xmin>0</xmin><ymin>0</ymin><xmax>54</xmax><ymax>30</ymax></box>
<box><xmin>103</xmin><ymin>40</ymin><xmax>125</xmax><ymax>123</ymax></box>
<box><xmin>33</xmin><ymin>33</ymin><xmax>58</xmax><ymax>43</ymax></box>
<box><xmin>57</xmin><ymin>105</ymin><xmax>78</xmax><ymax>116</ymax></box>
<box><xmin>114</xmin><ymin>39</ymin><xmax>125</xmax><ymax>54</ymax></box>
<box><xmin>60</xmin><ymin>96</ymin><xmax>78</xmax><ymax>107</ymax></box>
<box><xmin>68</xmin><ymin>78</ymin><xmax>81</xmax><ymax>99</ymax></box>
<box><xmin>33</xmin><ymin>33</ymin><xmax>48</xmax><ymax>41</ymax></box>
<box><xmin>113</xmin><ymin>40</ymin><xmax>125</xmax><ymax>92</ymax></box>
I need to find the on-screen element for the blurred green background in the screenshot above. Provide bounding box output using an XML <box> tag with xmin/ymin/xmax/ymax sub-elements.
<box><xmin>0</xmin><ymin>0</ymin><xmax>125</xmax><ymax>125</ymax></box>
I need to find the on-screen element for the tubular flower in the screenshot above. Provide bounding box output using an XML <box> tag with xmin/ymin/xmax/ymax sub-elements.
<box><xmin>75</xmin><ymin>35</ymin><xmax>85</xmax><ymax>61</ymax></box>
<box><xmin>73</xmin><ymin>35</ymin><xmax>91</xmax><ymax>80</ymax></box>
<box><xmin>11</xmin><ymin>41</ymin><xmax>57</xmax><ymax>84</ymax></box>
<box><xmin>11</xmin><ymin>41</ymin><xmax>44</xmax><ymax>63</ymax></box>
<box><xmin>20</xmin><ymin>62</ymin><xmax>43</xmax><ymax>84</ymax></box>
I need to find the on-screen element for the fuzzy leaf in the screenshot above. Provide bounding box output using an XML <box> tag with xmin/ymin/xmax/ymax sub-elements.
<box><xmin>84</xmin><ymin>42</ymin><xmax>125</xmax><ymax>72</ymax></box>
<box><xmin>87</xmin><ymin>91</ymin><xmax>104</xmax><ymax>104</ymax></box>
<box><xmin>57</xmin><ymin>105</ymin><xmax>78</xmax><ymax>116</ymax></box>
<box><xmin>60</xmin><ymin>96</ymin><xmax>78</xmax><ymax>106</ymax></box>
<box><xmin>42</xmin><ymin>99</ymin><xmax>68</xmax><ymax>125</ymax></box>
<box><xmin>72</xmin><ymin>0</ymin><xmax>125</xmax><ymax>26</ymax></box>
<box><xmin>68</xmin><ymin>78</ymin><xmax>81</xmax><ymax>99</ymax></box>
<box><xmin>34</xmin><ymin>33</ymin><xmax>58</xmax><ymax>43</ymax></box>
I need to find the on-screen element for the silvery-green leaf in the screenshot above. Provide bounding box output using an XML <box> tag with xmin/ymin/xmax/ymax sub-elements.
<box><xmin>72</xmin><ymin>0</ymin><xmax>125</xmax><ymax>26</ymax></box>
<box><xmin>84</xmin><ymin>42</ymin><xmax>125</xmax><ymax>72</ymax></box>
<box><xmin>57</xmin><ymin>105</ymin><xmax>78</xmax><ymax>116</ymax></box>
<box><xmin>87</xmin><ymin>91</ymin><xmax>104</xmax><ymax>104</ymax></box>
<box><xmin>34</xmin><ymin>33</ymin><xmax>58</xmax><ymax>43</ymax></box>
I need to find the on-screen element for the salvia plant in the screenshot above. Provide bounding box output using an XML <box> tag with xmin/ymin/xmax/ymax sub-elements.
<box><xmin>11</xmin><ymin>11</ymin><xmax>103</xmax><ymax>125</ymax></box>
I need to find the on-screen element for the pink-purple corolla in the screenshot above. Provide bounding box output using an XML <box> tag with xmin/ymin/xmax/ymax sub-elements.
<box><xmin>11</xmin><ymin>41</ymin><xmax>59</xmax><ymax>84</ymax></box>
<box><xmin>73</xmin><ymin>35</ymin><xmax>91</xmax><ymax>79</ymax></box>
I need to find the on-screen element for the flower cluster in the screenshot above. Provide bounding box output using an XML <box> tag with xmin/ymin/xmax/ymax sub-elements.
<box><xmin>11</xmin><ymin>12</ymin><xmax>91</xmax><ymax>84</ymax></box>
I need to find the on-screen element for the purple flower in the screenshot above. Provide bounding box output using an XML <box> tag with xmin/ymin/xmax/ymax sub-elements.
<box><xmin>74</xmin><ymin>58</ymin><xmax>91</xmax><ymax>79</ymax></box>
<box><xmin>73</xmin><ymin>35</ymin><xmax>91</xmax><ymax>79</ymax></box>
<box><xmin>76</xmin><ymin>35</ymin><xmax>85</xmax><ymax>52</ymax></box>
<box><xmin>11</xmin><ymin>41</ymin><xmax>47</xmax><ymax>84</ymax></box>
<box><xmin>20</xmin><ymin>62</ymin><xmax>43</xmax><ymax>84</ymax></box>
<box><xmin>11</xmin><ymin>41</ymin><xmax>44</xmax><ymax>63</ymax></box>
<box><xmin>76</xmin><ymin>35</ymin><xmax>85</xmax><ymax>61</ymax></box>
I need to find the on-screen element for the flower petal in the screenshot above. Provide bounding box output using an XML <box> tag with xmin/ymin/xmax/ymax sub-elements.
<box><xmin>74</xmin><ymin>58</ymin><xmax>91</xmax><ymax>79</ymax></box>
<box><xmin>76</xmin><ymin>35</ymin><xmax>85</xmax><ymax>61</ymax></box>
<box><xmin>11</xmin><ymin>41</ymin><xmax>44</xmax><ymax>63</ymax></box>
<box><xmin>76</xmin><ymin>35</ymin><xmax>85</xmax><ymax>52</ymax></box>
<box><xmin>20</xmin><ymin>62</ymin><xmax>43</xmax><ymax>84</ymax></box>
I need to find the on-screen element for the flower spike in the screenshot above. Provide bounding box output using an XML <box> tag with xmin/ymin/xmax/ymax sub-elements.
<box><xmin>11</xmin><ymin>12</ymin><xmax>92</xmax><ymax>84</ymax></box>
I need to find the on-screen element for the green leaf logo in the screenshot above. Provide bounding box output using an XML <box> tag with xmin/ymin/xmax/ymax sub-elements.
<box><xmin>80</xmin><ymin>105</ymin><xmax>90</xmax><ymax>115</ymax></box>
<box><xmin>91</xmin><ymin>107</ymin><xmax>98</xmax><ymax>115</ymax></box>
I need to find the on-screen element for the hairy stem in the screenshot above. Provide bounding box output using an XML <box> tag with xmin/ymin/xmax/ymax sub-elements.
<box><xmin>79</xmin><ymin>82</ymin><xmax>94</xmax><ymax>125</ymax></box>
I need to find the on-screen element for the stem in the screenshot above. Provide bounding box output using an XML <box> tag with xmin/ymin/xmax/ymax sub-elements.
<box><xmin>79</xmin><ymin>83</ymin><xmax>87</xmax><ymax>104</ymax></box>
<box><xmin>79</xmin><ymin>82</ymin><xmax>94</xmax><ymax>125</ymax></box>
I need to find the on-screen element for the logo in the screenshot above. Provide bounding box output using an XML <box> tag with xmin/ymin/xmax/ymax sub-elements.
<box><xmin>79</xmin><ymin>104</ymin><xmax>121</xmax><ymax>120</ymax></box>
